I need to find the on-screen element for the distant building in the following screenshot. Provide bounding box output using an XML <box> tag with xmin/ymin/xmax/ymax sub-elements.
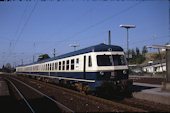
<box><xmin>162</xmin><ymin>44</ymin><xmax>170</xmax><ymax>51</ymax></box>
<box><xmin>141</xmin><ymin>59</ymin><xmax>166</xmax><ymax>73</ymax></box>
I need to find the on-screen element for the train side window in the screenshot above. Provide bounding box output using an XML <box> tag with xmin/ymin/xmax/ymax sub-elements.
<box><xmin>76</xmin><ymin>58</ymin><xmax>79</xmax><ymax>64</ymax></box>
<box><xmin>51</xmin><ymin>63</ymin><xmax>52</xmax><ymax>70</ymax></box>
<box><xmin>48</xmin><ymin>64</ymin><xmax>50</xmax><ymax>70</ymax></box>
<box><xmin>71</xmin><ymin>59</ymin><xmax>74</xmax><ymax>70</ymax></box>
<box><xmin>62</xmin><ymin>61</ymin><xmax>65</xmax><ymax>70</ymax></box>
<box><xmin>53</xmin><ymin>63</ymin><xmax>54</xmax><ymax>70</ymax></box>
<box><xmin>50</xmin><ymin>63</ymin><xmax>51</xmax><ymax>70</ymax></box>
<box><xmin>76</xmin><ymin>58</ymin><xmax>79</xmax><ymax>69</ymax></box>
<box><xmin>88</xmin><ymin>56</ymin><xmax>92</xmax><ymax>67</ymax></box>
<box><xmin>66</xmin><ymin>60</ymin><xmax>69</xmax><ymax>70</ymax></box>
<box><xmin>59</xmin><ymin>62</ymin><xmax>61</xmax><ymax>70</ymax></box>
<box><xmin>55</xmin><ymin>62</ymin><xmax>58</xmax><ymax>70</ymax></box>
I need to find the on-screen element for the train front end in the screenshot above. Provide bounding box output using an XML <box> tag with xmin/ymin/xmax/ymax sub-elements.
<box><xmin>93</xmin><ymin>50</ymin><xmax>133</xmax><ymax>95</ymax></box>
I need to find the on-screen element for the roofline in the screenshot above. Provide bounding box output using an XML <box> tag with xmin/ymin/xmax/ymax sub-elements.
<box><xmin>17</xmin><ymin>43</ymin><xmax>123</xmax><ymax>67</ymax></box>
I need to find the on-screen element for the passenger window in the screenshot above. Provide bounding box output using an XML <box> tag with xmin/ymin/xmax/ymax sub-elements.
<box><xmin>71</xmin><ymin>59</ymin><xmax>74</xmax><ymax>70</ymax></box>
<box><xmin>52</xmin><ymin>63</ymin><xmax>54</xmax><ymax>70</ymax></box>
<box><xmin>50</xmin><ymin>63</ymin><xmax>52</xmax><ymax>70</ymax></box>
<box><xmin>48</xmin><ymin>64</ymin><xmax>49</xmax><ymax>70</ymax></box>
<box><xmin>66</xmin><ymin>60</ymin><xmax>69</xmax><ymax>70</ymax></box>
<box><xmin>88</xmin><ymin>56</ymin><xmax>92</xmax><ymax>67</ymax></box>
<box><xmin>63</xmin><ymin>61</ymin><xmax>65</xmax><ymax>70</ymax></box>
<box><xmin>55</xmin><ymin>62</ymin><xmax>58</xmax><ymax>70</ymax></box>
<box><xmin>76</xmin><ymin>58</ymin><xmax>79</xmax><ymax>64</ymax></box>
<box><xmin>59</xmin><ymin>62</ymin><xmax>61</xmax><ymax>70</ymax></box>
<box><xmin>76</xmin><ymin>58</ymin><xmax>79</xmax><ymax>69</ymax></box>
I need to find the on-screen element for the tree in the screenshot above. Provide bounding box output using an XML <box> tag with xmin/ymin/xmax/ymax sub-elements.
<box><xmin>1</xmin><ymin>63</ymin><xmax>14</xmax><ymax>73</ymax></box>
<box><xmin>136</xmin><ymin>55</ymin><xmax>145</xmax><ymax>64</ymax></box>
<box><xmin>6</xmin><ymin>63</ymin><xmax>11</xmax><ymax>69</ymax></box>
<box><xmin>165</xmin><ymin>42</ymin><xmax>169</xmax><ymax>45</ymax></box>
<box><xmin>131</xmin><ymin>49</ymin><xmax>136</xmax><ymax>58</ymax></box>
<box><xmin>136</xmin><ymin>47</ymin><xmax>140</xmax><ymax>57</ymax></box>
<box><xmin>38</xmin><ymin>54</ymin><xmax>50</xmax><ymax>61</ymax></box>
<box><xmin>128</xmin><ymin>47</ymin><xmax>146</xmax><ymax>64</ymax></box>
<box><xmin>142</xmin><ymin>46</ymin><xmax>148</xmax><ymax>56</ymax></box>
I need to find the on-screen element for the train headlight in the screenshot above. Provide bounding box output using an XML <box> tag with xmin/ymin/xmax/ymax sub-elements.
<box><xmin>123</xmin><ymin>70</ymin><xmax>127</xmax><ymax>74</ymax></box>
<box><xmin>100</xmin><ymin>71</ymin><xmax>104</xmax><ymax>75</ymax></box>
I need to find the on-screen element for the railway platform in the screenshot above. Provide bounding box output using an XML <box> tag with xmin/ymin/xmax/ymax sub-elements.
<box><xmin>0</xmin><ymin>77</ymin><xmax>28</xmax><ymax>113</ymax></box>
<box><xmin>0</xmin><ymin>77</ymin><xmax>10</xmax><ymax>96</ymax></box>
<box><xmin>133</xmin><ymin>82</ymin><xmax>170</xmax><ymax>105</ymax></box>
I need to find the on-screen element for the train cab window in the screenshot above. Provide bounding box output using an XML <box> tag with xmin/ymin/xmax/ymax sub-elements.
<box><xmin>46</xmin><ymin>64</ymin><xmax>47</xmax><ymax>70</ymax></box>
<box><xmin>59</xmin><ymin>62</ymin><xmax>61</xmax><ymax>70</ymax></box>
<box><xmin>88</xmin><ymin>56</ymin><xmax>92</xmax><ymax>67</ymax></box>
<box><xmin>112</xmin><ymin>55</ymin><xmax>126</xmax><ymax>66</ymax></box>
<box><xmin>62</xmin><ymin>61</ymin><xmax>65</xmax><ymax>70</ymax></box>
<box><xmin>71</xmin><ymin>59</ymin><xmax>74</xmax><ymax>70</ymax></box>
<box><xmin>55</xmin><ymin>62</ymin><xmax>58</xmax><ymax>70</ymax></box>
<box><xmin>97</xmin><ymin>55</ymin><xmax>126</xmax><ymax>66</ymax></box>
<box><xmin>66</xmin><ymin>60</ymin><xmax>69</xmax><ymax>70</ymax></box>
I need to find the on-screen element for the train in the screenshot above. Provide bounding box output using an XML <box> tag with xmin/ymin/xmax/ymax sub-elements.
<box><xmin>16</xmin><ymin>43</ymin><xmax>132</xmax><ymax>93</ymax></box>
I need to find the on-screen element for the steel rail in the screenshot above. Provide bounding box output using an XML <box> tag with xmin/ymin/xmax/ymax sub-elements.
<box><xmin>5</xmin><ymin>78</ymin><xmax>35</xmax><ymax>113</ymax></box>
<box><xmin>10</xmin><ymin>77</ymin><xmax>74</xmax><ymax>113</ymax></box>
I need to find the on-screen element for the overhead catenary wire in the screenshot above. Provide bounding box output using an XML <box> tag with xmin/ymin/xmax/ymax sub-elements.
<box><xmin>14</xmin><ymin>3</ymin><xmax>30</xmax><ymax>39</ymax></box>
<box><xmin>2</xmin><ymin>1</ymin><xmax>38</xmax><ymax>66</ymax></box>
<box><xmin>38</xmin><ymin>1</ymin><xmax>143</xmax><ymax>55</ymax></box>
<box><xmin>13</xmin><ymin>1</ymin><xmax>38</xmax><ymax>49</ymax></box>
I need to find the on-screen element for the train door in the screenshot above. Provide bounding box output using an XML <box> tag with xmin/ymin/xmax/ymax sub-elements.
<box><xmin>83</xmin><ymin>56</ymin><xmax>86</xmax><ymax>79</ymax></box>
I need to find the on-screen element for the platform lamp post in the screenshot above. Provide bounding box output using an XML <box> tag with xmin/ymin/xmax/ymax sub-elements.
<box><xmin>69</xmin><ymin>44</ymin><xmax>79</xmax><ymax>51</ymax></box>
<box><xmin>120</xmin><ymin>25</ymin><xmax>136</xmax><ymax>63</ymax></box>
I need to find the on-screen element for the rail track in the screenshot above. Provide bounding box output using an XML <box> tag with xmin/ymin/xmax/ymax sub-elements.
<box><xmin>120</xmin><ymin>98</ymin><xmax>170</xmax><ymax>112</ymax></box>
<box><xmin>5</xmin><ymin>76</ymin><xmax>74</xmax><ymax>113</ymax></box>
<box><xmin>110</xmin><ymin>97</ymin><xmax>170</xmax><ymax>112</ymax></box>
<box><xmin>5</xmin><ymin>78</ymin><xmax>35</xmax><ymax>113</ymax></box>
<box><xmin>130</xmin><ymin>76</ymin><xmax>165</xmax><ymax>85</ymax></box>
<box><xmin>6</xmin><ymin>74</ymin><xmax>146</xmax><ymax>112</ymax></box>
<box><xmin>1</xmin><ymin>73</ymin><xmax>170</xmax><ymax>112</ymax></box>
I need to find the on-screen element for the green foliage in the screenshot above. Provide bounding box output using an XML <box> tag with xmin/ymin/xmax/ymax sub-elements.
<box><xmin>142</xmin><ymin>46</ymin><xmax>148</xmax><ymax>56</ymax></box>
<box><xmin>151</xmin><ymin>53</ymin><xmax>160</xmax><ymax>61</ymax></box>
<box><xmin>37</xmin><ymin>54</ymin><xmax>50</xmax><ymax>61</ymax></box>
<box><xmin>128</xmin><ymin>46</ymin><xmax>147</xmax><ymax>64</ymax></box>
<box><xmin>136</xmin><ymin>47</ymin><xmax>140</xmax><ymax>56</ymax></box>
<box><xmin>0</xmin><ymin>63</ymin><xmax>15</xmax><ymax>73</ymax></box>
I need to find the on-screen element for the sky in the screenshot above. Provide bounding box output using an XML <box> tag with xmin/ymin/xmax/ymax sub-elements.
<box><xmin>0</xmin><ymin>0</ymin><xmax>169</xmax><ymax>67</ymax></box>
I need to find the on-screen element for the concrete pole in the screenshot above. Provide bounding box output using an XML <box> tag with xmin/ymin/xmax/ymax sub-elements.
<box><xmin>127</xmin><ymin>28</ymin><xmax>129</xmax><ymax>60</ymax></box>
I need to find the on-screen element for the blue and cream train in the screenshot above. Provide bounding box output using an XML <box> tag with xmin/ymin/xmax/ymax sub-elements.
<box><xmin>16</xmin><ymin>43</ymin><xmax>132</xmax><ymax>91</ymax></box>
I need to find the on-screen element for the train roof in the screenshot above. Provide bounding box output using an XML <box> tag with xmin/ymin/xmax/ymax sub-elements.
<box><xmin>17</xmin><ymin>43</ymin><xmax>123</xmax><ymax>67</ymax></box>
